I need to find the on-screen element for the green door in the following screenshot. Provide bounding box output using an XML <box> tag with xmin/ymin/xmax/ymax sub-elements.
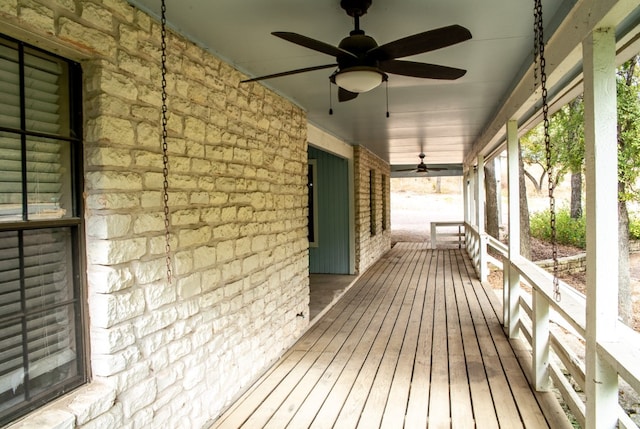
<box><xmin>308</xmin><ymin>147</ymin><xmax>350</xmax><ymax>274</ymax></box>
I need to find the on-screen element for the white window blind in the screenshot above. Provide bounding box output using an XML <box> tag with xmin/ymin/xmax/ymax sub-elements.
<box><xmin>0</xmin><ymin>43</ymin><xmax>70</xmax><ymax>221</ymax></box>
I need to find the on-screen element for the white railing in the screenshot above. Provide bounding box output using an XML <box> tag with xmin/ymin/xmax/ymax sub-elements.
<box><xmin>465</xmin><ymin>224</ymin><xmax>640</xmax><ymax>429</ymax></box>
<box><xmin>430</xmin><ymin>221</ymin><xmax>465</xmax><ymax>249</ymax></box>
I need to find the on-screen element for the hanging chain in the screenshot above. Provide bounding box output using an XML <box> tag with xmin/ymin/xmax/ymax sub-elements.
<box><xmin>533</xmin><ymin>3</ymin><xmax>539</xmax><ymax>81</ymax></box>
<box><xmin>535</xmin><ymin>0</ymin><xmax>560</xmax><ymax>302</ymax></box>
<box><xmin>160</xmin><ymin>0</ymin><xmax>172</xmax><ymax>285</ymax></box>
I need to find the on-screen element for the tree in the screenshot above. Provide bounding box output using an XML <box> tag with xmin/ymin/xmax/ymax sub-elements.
<box><xmin>521</xmin><ymin>97</ymin><xmax>585</xmax><ymax>218</ymax></box>
<box><xmin>520</xmin><ymin>56</ymin><xmax>640</xmax><ymax>326</ymax></box>
<box><xmin>519</xmin><ymin>141</ymin><xmax>531</xmax><ymax>259</ymax></box>
<box><xmin>484</xmin><ymin>157</ymin><xmax>500</xmax><ymax>239</ymax></box>
<box><xmin>520</xmin><ymin>127</ymin><xmax>548</xmax><ymax>193</ymax></box>
<box><xmin>552</xmin><ymin>98</ymin><xmax>584</xmax><ymax>218</ymax></box>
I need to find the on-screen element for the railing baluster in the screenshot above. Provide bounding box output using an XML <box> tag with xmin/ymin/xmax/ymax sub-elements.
<box><xmin>533</xmin><ymin>289</ymin><xmax>551</xmax><ymax>391</ymax></box>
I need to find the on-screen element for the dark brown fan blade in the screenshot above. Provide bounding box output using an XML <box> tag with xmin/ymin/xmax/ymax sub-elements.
<box><xmin>395</xmin><ymin>166</ymin><xmax>447</xmax><ymax>172</ymax></box>
<box><xmin>272</xmin><ymin>32</ymin><xmax>357</xmax><ymax>59</ymax></box>
<box><xmin>241</xmin><ymin>63</ymin><xmax>337</xmax><ymax>83</ymax></box>
<box><xmin>338</xmin><ymin>87</ymin><xmax>358</xmax><ymax>102</ymax></box>
<box><xmin>380</xmin><ymin>60</ymin><xmax>466</xmax><ymax>80</ymax></box>
<box><xmin>368</xmin><ymin>25</ymin><xmax>472</xmax><ymax>61</ymax></box>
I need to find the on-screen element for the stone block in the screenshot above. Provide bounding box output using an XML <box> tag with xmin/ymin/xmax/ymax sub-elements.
<box><xmin>131</xmin><ymin>407</ymin><xmax>154</xmax><ymax>429</ymax></box>
<box><xmin>178</xmin><ymin>273</ymin><xmax>202</xmax><ymax>299</ymax></box>
<box><xmin>87</xmin><ymin>237</ymin><xmax>147</xmax><ymax>265</ymax></box>
<box><xmin>172</xmin><ymin>209</ymin><xmax>200</xmax><ymax>226</ymax></box>
<box><xmin>242</xmin><ymin>254</ymin><xmax>261</xmax><ymax>274</ymax></box>
<box><xmin>86</xmin><ymin>171</ymin><xmax>143</xmax><ymax>192</ymax></box>
<box><xmin>175</xmin><ymin>299</ymin><xmax>200</xmax><ymax>320</ymax></box>
<box><xmin>174</xmin><ymin>250</ymin><xmax>194</xmax><ymax>276</ymax></box>
<box><xmin>87</xmin><ymin>146</ymin><xmax>132</xmax><ymax>167</ymax></box>
<box><xmin>193</xmin><ymin>246</ymin><xmax>216</xmax><ymax>269</ymax></box>
<box><xmin>190</xmin><ymin>191</ymin><xmax>210</xmax><ymax>205</ymax></box>
<box><xmin>119</xmin><ymin>378</ymin><xmax>157</xmax><ymax>418</ymax></box>
<box><xmin>133</xmin><ymin>148</ymin><xmax>162</xmax><ymax>168</ymax></box>
<box><xmin>167</xmin><ymin>338</ymin><xmax>192</xmax><ymax>364</ymax></box>
<box><xmin>81</xmin><ymin>2</ymin><xmax>113</xmax><ymax>32</ymax></box>
<box><xmin>76</xmin><ymin>402</ymin><xmax>126</xmax><ymax>429</ymax></box>
<box><xmin>67</xmin><ymin>382</ymin><xmax>116</xmax><ymax>425</ymax></box>
<box><xmin>19</xmin><ymin>3</ymin><xmax>55</xmax><ymax>35</ymax></box>
<box><xmin>200</xmin><ymin>207</ymin><xmax>221</xmax><ymax>223</ymax></box>
<box><xmin>87</xmin><ymin>265</ymin><xmax>134</xmax><ymax>294</ymax></box>
<box><xmin>90</xmin><ymin>289</ymin><xmax>145</xmax><ymax>329</ymax></box>
<box><xmin>221</xmin><ymin>260</ymin><xmax>242</xmax><ymax>282</ymax></box>
<box><xmin>178</xmin><ymin>226</ymin><xmax>212</xmax><ymax>247</ymax></box>
<box><xmin>86</xmin><ymin>214</ymin><xmax>132</xmax><ymax>240</ymax></box>
<box><xmin>90</xmin><ymin>325</ymin><xmax>136</xmax><ymax>354</ymax></box>
<box><xmin>134</xmin><ymin>308</ymin><xmax>178</xmax><ymax>338</ymax></box>
<box><xmin>86</xmin><ymin>192</ymin><xmax>140</xmax><ymax>210</ymax></box>
<box><xmin>138</xmin><ymin>330</ymin><xmax>172</xmax><ymax>361</ymax></box>
<box><xmin>0</xmin><ymin>0</ymin><xmax>17</xmax><ymax>15</ymax></box>
<box><xmin>92</xmin><ymin>345</ymin><xmax>141</xmax><ymax>377</ymax></box>
<box><xmin>212</xmin><ymin>224</ymin><xmax>239</xmax><ymax>240</ymax></box>
<box><xmin>117</xmin><ymin>50</ymin><xmax>151</xmax><ymax>80</ymax></box>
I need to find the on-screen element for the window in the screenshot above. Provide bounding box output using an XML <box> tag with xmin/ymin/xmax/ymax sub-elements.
<box><xmin>369</xmin><ymin>170</ymin><xmax>376</xmax><ymax>236</ymax></box>
<box><xmin>381</xmin><ymin>174</ymin><xmax>387</xmax><ymax>231</ymax></box>
<box><xmin>0</xmin><ymin>35</ymin><xmax>86</xmax><ymax>425</ymax></box>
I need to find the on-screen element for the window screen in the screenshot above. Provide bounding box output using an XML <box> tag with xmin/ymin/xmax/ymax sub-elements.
<box><xmin>0</xmin><ymin>34</ymin><xmax>86</xmax><ymax>426</ymax></box>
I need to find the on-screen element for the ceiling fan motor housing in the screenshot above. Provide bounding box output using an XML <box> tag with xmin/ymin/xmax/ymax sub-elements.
<box><xmin>338</xmin><ymin>34</ymin><xmax>379</xmax><ymax>68</ymax></box>
<box><xmin>340</xmin><ymin>0</ymin><xmax>372</xmax><ymax>17</ymax></box>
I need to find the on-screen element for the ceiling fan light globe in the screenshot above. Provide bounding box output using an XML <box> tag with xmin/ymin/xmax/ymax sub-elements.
<box><xmin>335</xmin><ymin>68</ymin><xmax>383</xmax><ymax>93</ymax></box>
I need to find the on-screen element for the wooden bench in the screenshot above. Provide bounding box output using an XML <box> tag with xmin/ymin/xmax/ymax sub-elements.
<box><xmin>430</xmin><ymin>221</ymin><xmax>465</xmax><ymax>249</ymax></box>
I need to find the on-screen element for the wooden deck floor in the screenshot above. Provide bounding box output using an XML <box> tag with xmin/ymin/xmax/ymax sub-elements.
<box><xmin>211</xmin><ymin>243</ymin><xmax>569</xmax><ymax>429</ymax></box>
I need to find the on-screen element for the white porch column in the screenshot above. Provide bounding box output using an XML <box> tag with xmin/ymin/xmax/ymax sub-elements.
<box><xmin>475</xmin><ymin>155</ymin><xmax>487</xmax><ymax>281</ymax></box>
<box><xmin>495</xmin><ymin>156</ymin><xmax>503</xmax><ymax>227</ymax></box>
<box><xmin>468</xmin><ymin>171</ymin><xmax>476</xmax><ymax>228</ymax></box>
<box><xmin>583</xmin><ymin>27</ymin><xmax>619</xmax><ymax>429</ymax></box>
<box><xmin>463</xmin><ymin>171</ymin><xmax>469</xmax><ymax>224</ymax></box>
<box><xmin>506</xmin><ymin>120</ymin><xmax>520</xmax><ymax>338</ymax></box>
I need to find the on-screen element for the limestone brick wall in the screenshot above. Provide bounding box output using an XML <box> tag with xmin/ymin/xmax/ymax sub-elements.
<box><xmin>354</xmin><ymin>145</ymin><xmax>391</xmax><ymax>274</ymax></box>
<box><xmin>2</xmin><ymin>1</ymin><xmax>309</xmax><ymax>428</ymax></box>
<box><xmin>536</xmin><ymin>253</ymin><xmax>587</xmax><ymax>275</ymax></box>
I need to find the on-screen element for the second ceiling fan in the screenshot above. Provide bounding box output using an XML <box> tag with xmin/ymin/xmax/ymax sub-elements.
<box><xmin>396</xmin><ymin>153</ymin><xmax>447</xmax><ymax>174</ymax></box>
<box><xmin>242</xmin><ymin>0</ymin><xmax>472</xmax><ymax>102</ymax></box>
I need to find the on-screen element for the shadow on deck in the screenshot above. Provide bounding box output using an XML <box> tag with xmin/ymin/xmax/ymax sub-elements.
<box><xmin>211</xmin><ymin>243</ymin><xmax>570</xmax><ymax>428</ymax></box>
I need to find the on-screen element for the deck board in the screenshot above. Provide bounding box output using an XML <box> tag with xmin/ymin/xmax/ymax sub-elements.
<box><xmin>211</xmin><ymin>244</ymin><xmax>566</xmax><ymax>429</ymax></box>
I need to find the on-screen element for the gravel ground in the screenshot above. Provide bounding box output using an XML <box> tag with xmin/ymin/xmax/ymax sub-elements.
<box><xmin>390</xmin><ymin>191</ymin><xmax>463</xmax><ymax>245</ymax></box>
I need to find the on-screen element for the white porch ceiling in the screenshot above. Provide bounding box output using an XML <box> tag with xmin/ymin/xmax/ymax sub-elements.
<box><xmin>126</xmin><ymin>0</ymin><xmax>638</xmax><ymax>172</ymax></box>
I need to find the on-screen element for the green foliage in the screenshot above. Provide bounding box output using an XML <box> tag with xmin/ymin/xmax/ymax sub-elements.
<box><xmin>532</xmin><ymin>212</ymin><xmax>640</xmax><ymax>244</ymax></box>
<box><xmin>629</xmin><ymin>216</ymin><xmax>640</xmax><ymax>240</ymax></box>
<box><xmin>520</xmin><ymin>96</ymin><xmax>584</xmax><ymax>190</ymax></box>
<box><xmin>530</xmin><ymin>208</ymin><xmax>586</xmax><ymax>249</ymax></box>
<box><xmin>617</xmin><ymin>58</ymin><xmax>640</xmax><ymax>203</ymax></box>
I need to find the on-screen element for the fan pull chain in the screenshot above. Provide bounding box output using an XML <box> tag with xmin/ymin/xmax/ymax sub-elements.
<box><xmin>534</xmin><ymin>0</ymin><xmax>560</xmax><ymax>302</ymax></box>
<box><xmin>385</xmin><ymin>80</ymin><xmax>390</xmax><ymax>118</ymax></box>
<box><xmin>160</xmin><ymin>0</ymin><xmax>172</xmax><ymax>286</ymax></box>
<box><xmin>329</xmin><ymin>80</ymin><xmax>333</xmax><ymax>115</ymax></box>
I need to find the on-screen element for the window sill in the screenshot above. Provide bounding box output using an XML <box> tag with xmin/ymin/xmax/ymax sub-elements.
<box><xmin>5</xmin><ymin>381</ymin><xmax>116</xmax><ymax>429</ymax></box>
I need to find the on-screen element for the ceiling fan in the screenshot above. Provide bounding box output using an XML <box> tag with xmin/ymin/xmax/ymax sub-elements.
<box><xmin>241</xmin><ymin>0</ymin><xmax>472</xmax><ymax>102</ymax></box>
<box><xmin>397</xmin><ymin>153</ymin><xmax>447</xmax><ymax>174</ymax></box>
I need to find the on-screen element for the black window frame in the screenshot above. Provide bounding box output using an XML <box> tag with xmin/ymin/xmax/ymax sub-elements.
<box><xmin>0</xmin><ymin>34</ymin><xmax>87</xmax><ymax>426</ymax></box>
<box><xmin>381</xmin><ymin>174</ymin><xmax>387</xmax><ymax>231</ymax></box>
<box><xmin>369</xmin><ymin>169</ymin><xmax>376</xmax><ymax>236</ymax></box>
